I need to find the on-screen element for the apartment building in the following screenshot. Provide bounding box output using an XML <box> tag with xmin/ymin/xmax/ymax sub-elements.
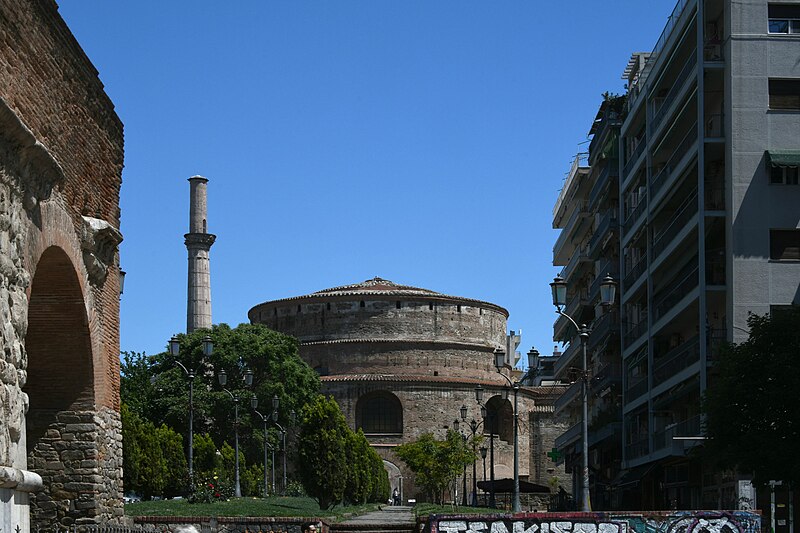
<box><xmin>552</xmin><ymin>0</ymin><xmax>800</xmax><ymax>511</ymax></box>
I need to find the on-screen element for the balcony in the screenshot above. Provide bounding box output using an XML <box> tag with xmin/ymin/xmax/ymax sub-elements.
<box><xmin>649</xmin><ymin>124</ymin><xmax>698</xmax><ymax>199</ymax></box>
<box><xmin>649</xmin><ymin>54</ymin><xmax>698</xmax><ymax>136</ymax></box>
<box><xmin>626</xmin><ymin>436</ymin><xmax>650</xmax><ymax>460</ymax></box>
<box><xmin>587</xmin><ymin>310</ymin><xmax>619</xmax><ymax>351</ymax></box>
<box><xmin>653</xmin><ymin>414</ymin><xmax>703</xmax><ymax>451</ymax></box>
<box><xmin>651</xmin><ymin>190</ymin><xmax>698</xmax><ymax>262</ymax></box>
<box><xmin>555</xmin><ymin>422</ymin><xmax>581</xmax><ymax>450</ymax></box>
<box><xmin>588</xmin><ymin>211</ymin><xmax>618</xmax><ymax>259</ymax></box>
<box><xmin>623</xmin><ymin>320</ymin><xmax>648</xmax><ymax>349</ymax></box>
<box><xmin>589</xmin><ymin>113</ymin><xmax>622</xmax><ymax>160</ymax></box>
<box><xmin>623</xmin><ymin>135</ymin><xmax>647</xmax><ymax>179</ymax></box>
<box><xmin>623</xmin><ymin>255</ymin><xmax>648</xmax><ymax>291</ymax></box>
<box><xmin>554</xmin><ymin>380</ymin><xmax>582</xmax><ymax>415</ymax></box>
<box><xmin>623</xmin><ymin>195</ymin><xmax>648</xmax><ymax>237</ymax></box>
<box><xmin>589</xmin><ymin>162</ymin><xmax>619</xmax><ymax>209</ymax></box>
<box><xmin>553</xmin><ymin>202</ymin><xmax>590</xmax><ymax>264</ymax></box>
<box><xmin>591</xmin><ymin>362</ymin><xmax>622</xmax><ymax>393</ymax></box>
<box><xmin>652</xmin><ymin>264</ymin><xmax>699</xmax><ymax>322</ymax></box>
<box><xmin>554</xmin><ymin>154</ymin><xmax>589</xmax><ymax>220</ymax></box>
<box><xmin>652</xmin><ymin>335</ymin><xmax>700</xmax><ymax>386</ymax></box>
<box><xmin>589</xmin><ymin>421</ymin><xmax>622</xmax><ymax>447</ymax></box>
<box><xmin>560</xmin><ymin>244</ymin><xmax>591</xmax><ymax>282</ymax></box>
<box><xmin>626</xmin><ymin>377</ymin><xmax>648</xmax><ymax>403</ymax></box>
<box><xmin>588</xmin><ymin>262</ymin><xmax>620</xmax><ymax>302</ymax></box>
<box><xmin>553</xmin><ymin>337</ymin><xmax>581</xmax><ymax>378</ymax></box>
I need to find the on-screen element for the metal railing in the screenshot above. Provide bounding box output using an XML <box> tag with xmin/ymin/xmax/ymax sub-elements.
<box><xmin>554</xmin><ymin>153</ymin><xmax>589</xmax><ymax>218</ymax></box>
<box><xmin>554</xmin><ymin>380</ymin><xmax>582</xmax><ymax>413</ymax></box>
<box><xmin>653</xmin><ymin>265</ymin><xmax>698</xmax><ymax>321</ymax></box>
<box><xmin>589</xmin><ymin>114</ymin><xmax>622</xmax><ymax>159</ymax></box>
<box><xmin>555</xmin><ymin>422</ymin><xmax>582</xmax><ymax>449</ymax></box>
<box><xmin>652</xmin><ymin>335</ymin><xmax>700</xmax><ymax>386</ymax></box>
<box><xmin>649</xmin><ymin>124</ymin><xmax>698</xmax><ymax>199</ymax></box>
<box><xmin>626</xmin><ymin>436</ymin><xmax>650</xmax><ymax>459</ymax></box>
<box><xmin>651</xmin><ymin>190</ymin><xmax>698</xmax><ymax>261</ymax></box>
<box><xmin>654</xmin><ymin>414</ymin><xmax>703</xmax><ymax>450</ymax></box>
<box><xmin>624</xmin><ymin>254</ymin><xmax>648</xmax><ymax>290</ymax></box>
<box><xmin>623</xmin><ymin>194</ymin><xmax>648</xmax><ymax>236</ymax></box>
<box><xmin>587</xmin><ymin>310</ymin><xmax>619</xmax><ymax>350</ymax></box>
<box><xmin>589</xmin><ymin>262</ymin><xmax>619</xmax><ymax>300</ymax></box>
<box><xmin>561</xmin><ymin>244</ymin><xmax>589</xmax><ymax>282</ymax></box>
<box><xmin>623</xmin><ymin>319</ymin><xmax>648</xmax><ymax>348</ymax></box>
<box><xmin>626</xmin><ymin>377</ymin><xmax>649</xmax><ymax>402</ymax></box>
<box><xmin>592</xmin><ymin>362</ymin><xmax>622</xmax><ymax>392</ymax></box>
<box><xmin>589</xmin><ymin>162</ymin><xmax>619</xmax><ymax>209</ymax></box>
<box><xmin>588</xmin><ymin>211</ymin><xmax>618</xmax><ymax>259</ymax></box>
<box><xmin>553</xmin><ymin>202</ymin><xmax>588</xmax><ymax>257</ymax></box>
<box><xmin>649</xmin><ymin>54</ymin><xmax>698</xmax><ymax>135</ymax></box>
<box><xmin>623</xmin><ymin>135</ymin><xmax>647</xmax><ymax>178</ymax></box>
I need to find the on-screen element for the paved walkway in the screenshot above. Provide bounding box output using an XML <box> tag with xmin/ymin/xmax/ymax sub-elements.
<box><xmin>335</xmin><ymin>505</ymin><xmax>415</xmax><ymax>529</ymax></box>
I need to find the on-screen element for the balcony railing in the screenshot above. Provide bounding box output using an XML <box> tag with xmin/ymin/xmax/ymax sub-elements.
<box><xmin>707</xmin><ymin>327</ymin><xmax>728</xmax><ymax>362</ymax></box>
<box><xmin>650</xmin><ymin>124</ymin><xmax>698</xmax><ymax>199</ymax></box>
<box><xmin>555</xmin><ymin>422</ymin><xmax>581</xmax><ymax>449</ymax></box>
<box><xmin>554</xmin><ymin>154</ymin><xmax>589</xmax><ymax>219</ymax></box>
<box><xmin>589</xmin><ymin>161</ymin><xmax>619</xmax><ymax>209</ymax></box>
<box><xmin>589</xmin><ymin>211</ymin><xmax>618</xmax><ymax>259</ymax></box>
<box><xmin>705</xmin><ymin>114</ymin><xmax>724</xmax><ymax>138</ymax></box>
<box><xmin>654</xmin><ymin>414</ymin><xmax>703</xmax><ymax>450</ymax></box>
<box><xmin>589</xmin><ymin>114</ymin><xmax>622</xmax><ymax>160</ymax></box>
<box><xmin>626</xmin><ymin>436</ymin><xmax>650</xmax><ymax>460</ymax></box>
<box><xmin>651</xmin><ymin>190</ymin><xmax>698</xmax><ymax>261</ymax></box>
<box><xmin>649</xmin><ymin>54</ymin><xmax>698</xmax><ymax>135</ymax></box>
<box><xmin>564</xmin><ymin>289</ymin><xmax>588</xmax><ymax>320</ymax></box>
<box><xmin>626</xmin><ymin>377</ymin><xmax>649</xmax><ymax>402</ymax></box>
<box><xmin>591</xmin><ymin>362</ymin><xmax>622</xmax><ymax>393</ymax></box>
<box><xmin>554</xmin><ymin>380</ymin><xmax>582</xmax><ymax>414</ymax></box>
<box><xmin>653</xmin><ymin>265</ymin><xmax>699</xmax><ymax>321</ymax></box>
<box><xmin>623</xmin><ymin>135</ymin><xmax>647</xmax><ymax>178</ymax></box>
<box><xmin>623</xmin><ymin>319</ymin><xmax>648</xmax><ymax>349</ymax></box>
<box><xmin>652</xmin><ymin>335</ymin><xmax>700</xmax><ymax>386</ymax></box>
<box><xmin>553</xmin><ymin>202</ymin><xmax>588</xmax><ymax>259</ymax></box>
<box><xmin>553</xmin><ymin>337</ymin><xmax>581</xmax><ymax>377</ymax></box>
<box><xmin>623</xmin><ymin>254</ymin><xmax>648</xmax><ymax>290</ymax></box>
<box><xmin>623</xmin><ymin>195</ymin><xmax>648</xmax><ymax>236</ymax></box>
<box><xmin>589</xmin><ymin>262</ymin><xmax>620</xmax><ymax>301</ymax></box>
<box><xmin>587</xmin><ymin>310</ymin><xmax>620</xmax><ymax>350</ymax></box>
<box><xmin>561</xmin><ymin>244</ymin><xmax>590</xmax><ymax>282</ymax></box>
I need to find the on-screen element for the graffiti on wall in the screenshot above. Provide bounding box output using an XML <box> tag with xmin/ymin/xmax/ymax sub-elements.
<box><xmin>430</xmin><ymin>511</ymin><xmax>761</xmax><ymax>533</ymax></box>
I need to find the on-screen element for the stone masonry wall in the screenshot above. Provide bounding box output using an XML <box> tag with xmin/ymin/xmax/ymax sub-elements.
<box><xmin>251</xmin><ymin>298</ymin><xmax>507</xmax><ymax>349</ymax></box>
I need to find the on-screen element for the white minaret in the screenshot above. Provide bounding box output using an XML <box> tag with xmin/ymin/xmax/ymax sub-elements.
<box><xmin>185</xmin><ymin>176</ymin><xmax>216</xmax><ymax>332</ymax></box>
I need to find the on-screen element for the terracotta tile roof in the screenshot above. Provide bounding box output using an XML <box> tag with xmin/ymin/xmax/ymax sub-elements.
<box><xmin>249</xmin><ymin>276</ymin><xmax>508</xmax><ymax>316</ymax></box>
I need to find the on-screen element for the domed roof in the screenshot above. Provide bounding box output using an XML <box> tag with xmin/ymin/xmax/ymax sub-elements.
<box><xmin>313</xmin><ymin>277</ymin><xmax>441</xmax><ymax>297</ymax></box>
<box><xmin>250</xmin><ymin>276</ymin><xmax>508</xmax><ymax>316</ymax></box>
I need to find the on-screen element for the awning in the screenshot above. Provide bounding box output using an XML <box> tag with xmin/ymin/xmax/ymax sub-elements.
<box><xmin>766</xmin><ymin>150</ymin><xmax>800</xmax><ymax>168</ymax></box>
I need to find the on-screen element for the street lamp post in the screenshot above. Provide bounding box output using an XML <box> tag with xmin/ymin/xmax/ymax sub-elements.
<box><xmin>453</xmin><ymin>418</ymin><xmax>468</xmax><ymax>507</ymax></box>
<box><xmin>217</xmin><ymin>367</ymin><xmax>254</xmax><ymax>498</ymax></box>
<box><xmin>166</xmin><ymin>334</ymin><xmax>213</xmax><ymax>490</ymax></box>
<box><xmin>493</xmin><ymin>348</ymin><xmax>521</xmax><ymax>513</ymax></box>
<box><xmin>460</xmin><ymin>405</ymin><xmax>483</xmax><ymax>507</ymax></box>
<box><xmin>250</xmin><ymin>397</ymin><xmax>271</xmax><ymax>498</ymax></box>
<box><xmin>270</xmin><ymin>395</ymin><xmax>288</xmax><ymax>494</ymax></box>
<box><xmin>475</xmin><ymin>385</ymin><xmax>496</xmax><ymax>508</ymax></box>
<box><xmin>480</xmin><ymin>446</ymin><xmax>488</xmax><ymax>507</ymax></box>
<box><xmin>550</xmin><ymin>274</ymin><xmax>616</xmax><ymax>513</ymax></box>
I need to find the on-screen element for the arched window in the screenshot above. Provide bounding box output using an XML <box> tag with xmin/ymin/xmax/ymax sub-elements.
<box><xmin>356</xmin><ymin>391</ymin><xmax>403</xmax><ymax>435</ymax></box>
<box><xmin>485</xmin><ymin>395</ymin><xmax>514</xmax><ymax>443</ymax></box>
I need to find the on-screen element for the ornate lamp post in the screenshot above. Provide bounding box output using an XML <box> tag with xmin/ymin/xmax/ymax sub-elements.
<box><xmin>460</xmin><ymin>404</ymin><xmax>484</xmax><ymax>507</ymax></box>
<box><xmin>475</xmin><ymin>385</ymin><xmax>496</xmax><ymax>508</ymax></box>
<box><xmin>270</xmin><ymin>395</ymin><xmax>288</xmax><ymax>494</ymax></box>
<box><xmin>165</xmin><ymin>334</ymin><xmax>213</xmax><ymax>489</ymax></box>
<box><xmin>217</xmin><ymin>367</ymin><xmax>254</xmax><ymax>497</ymax></box>
<box><xmin>480</xmin><ymin>445</ymin><xmax>488</xmax><ymax>506</ymax></box>
<box><xmin>493</xmin><ymin>348</ymin><xmax>521</xmax><ymax>512</ymax></box>
<box><xmin>550</xmin><ymin>273</ymin><xmax>616</xmax><ymax>512</ymax></box>
<box><xmin>453</xmin><ymin>417</ymin><xmax>468</xmax><ymax>507</ymax></box>
<box><xmin>250</xmin><ymin>397</ymin><xmax>272</xmax><ymax>497</ymax></box>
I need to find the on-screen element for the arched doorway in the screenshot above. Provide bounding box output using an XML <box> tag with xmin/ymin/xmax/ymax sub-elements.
<box><xmin>25</xmin><ymin>246</ymin><xmax>95</xmax><ymax>526</ymax></box>
<box><xmin>383</xmin><ymin>460</ymin><xmax>403</xmax><ymax>504</ymax></box>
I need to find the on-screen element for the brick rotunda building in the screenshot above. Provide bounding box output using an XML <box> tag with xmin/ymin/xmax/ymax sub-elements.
<box><xmin>249</xmin><ymin>277</ymin><xmax>565</xmax><ymax>503</ymax></box>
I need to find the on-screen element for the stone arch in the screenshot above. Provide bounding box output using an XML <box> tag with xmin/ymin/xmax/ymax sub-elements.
<box><xmin>485</xmin><ymin>395</ymin><xmax>513</xmax><ymax>443</ymax></box>
<box><xmin>24</xmin><ymin>245</ymin><xmax>99</xmax><ymax>526</ymax></box>
<box><xmin>356</xmin><ymin>390</ymin><xmax>403</xmax><ymax>435</ymax></box>
<box><xmin>383</xmin><ymin>460</ymin><xmax>403</xmax><ymax>502</ymax></box>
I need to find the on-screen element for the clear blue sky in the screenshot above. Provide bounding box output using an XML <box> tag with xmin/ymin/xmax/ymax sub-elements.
<box><xmin>57</xmin><ymin>1</ymin><xmax>673</xmax><ymax>365</ymax></box>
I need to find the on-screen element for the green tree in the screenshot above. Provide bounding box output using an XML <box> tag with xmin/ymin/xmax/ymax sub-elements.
<box><xmin>123</xmin><ymin>323</ymin><xmax>320</xmax><ymax>474</ymax></box>
<box><xmin>703</xmin><ymin>308</ymin><xmax>800</xmax><ymax>487</ymax></box>
<box><xmin>155</xmin><ymin>424</ymin><xmax>189</xmax><ymax>497</ymax></box>
<box><xmin>296</xmin><ymin>396</ymin><xmax>349</xmax><ymax>509</ymax></box>
<box><xmin>395</xmin><ymin>430</ymin><xmax>475</xmax><ymax>503</ymax></box>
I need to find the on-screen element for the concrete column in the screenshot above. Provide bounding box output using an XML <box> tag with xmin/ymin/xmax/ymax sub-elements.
<box><xmin>185</xmin><ymin>176</ymin><xmax>216</xmax><ymax>333</ymax></box>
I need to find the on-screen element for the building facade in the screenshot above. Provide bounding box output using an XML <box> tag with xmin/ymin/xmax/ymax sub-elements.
<box><xmin>0</xmin><ymin>1</ymin><xmax>125</xmax><ymax>529</ymax></box>
<box><xmin>551</xmin><ymin>0</ymin><xmax>800</xmax><ymax>512</ymax></box>
<box><xmin>249</xmin><ymin>277</ymin><xmax>567</xmax><ymax>505</ymax></box>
